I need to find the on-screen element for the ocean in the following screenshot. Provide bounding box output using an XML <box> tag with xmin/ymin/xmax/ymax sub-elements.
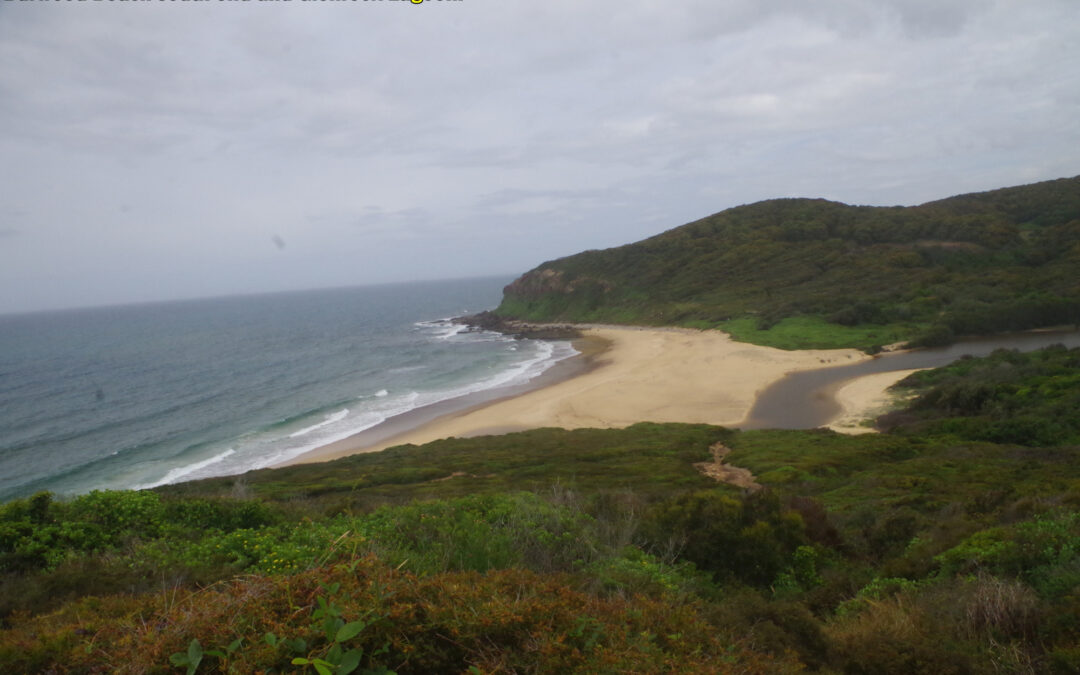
<box><xmin>0</xmin><ymin>276</ymin><xmax>575</xmax><ymax>501</ymax></box>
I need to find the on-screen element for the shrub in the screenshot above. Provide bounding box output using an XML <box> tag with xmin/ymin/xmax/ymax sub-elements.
<box><xmin>163</xmin><ymin>497</ymin><xmax>279</xmax><ymax>531</ymax></box>
<box><xmin>0</xmin><ymin>558</ymin><xmax>804</xmax><ymax>674</ymax></box>
<box><xmin>355</xmin><ymin>492</ymin><xmax>599</xmax><ymax>575</ymax></box>
<box><xmin>642</xmin><ymin>489</ymin><xmax>806</xmax><ymax>586</ymax></box>
<box><xmin>935</xmin><ymin>510</ymin><xmax>1080</xmax><ymax>593</ymax></box>
<box><xmin>907</xmin><ymin>323</ymin><xmax>955</xmax><ymax>348</ymax></box>
<box><xmin>1</xmin><ymin>490</ymin><xmax>168</xmax><ymax>573</ymax></box>
<box><xmin>585</xmin><ymin>547</ymin><xmax>710</xmax><ymax>599</ymax></box>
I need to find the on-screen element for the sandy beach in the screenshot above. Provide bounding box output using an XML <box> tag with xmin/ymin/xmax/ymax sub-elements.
<box><xmin>824</xmin><ymin>369</ymin><xmax>922</xmax><ymax>434</ymax></box>
<box><xmin>286</xmin><ymin>326</ymin><xmax>871</xmax><ymax>465</ymax></box>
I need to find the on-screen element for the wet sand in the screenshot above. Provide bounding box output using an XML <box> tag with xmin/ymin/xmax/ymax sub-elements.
<box><xmin>824</xmin><ymin>369</ymin><xmax>922</xmax><ymax>434</ymax></box>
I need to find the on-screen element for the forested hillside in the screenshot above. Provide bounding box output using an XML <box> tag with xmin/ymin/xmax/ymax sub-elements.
<box><xmin>494</xmin><ymin>176</ymin><xmax>1080</xmax><ymax>349</ymax></box>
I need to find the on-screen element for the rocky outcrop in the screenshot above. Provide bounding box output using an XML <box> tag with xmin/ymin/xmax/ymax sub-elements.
<box><xmin>454</xmin><ymin>311</ymin><xmax>582</xmax><ymax>340</ymax></box>
<box><xmin>503</xmin><ymin>268</ymin><xmax>613</xmax><ymax>301</ymax></box>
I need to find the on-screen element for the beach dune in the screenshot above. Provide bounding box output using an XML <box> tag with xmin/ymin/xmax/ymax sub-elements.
<box><xmin>287</xmin><ymin>326</ymin><xmax>873</xmax><ymax>465</ymax></box>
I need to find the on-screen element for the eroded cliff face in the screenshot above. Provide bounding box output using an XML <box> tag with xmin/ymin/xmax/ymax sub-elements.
<box><xmin>503</xmin><ymin>269</ymin><xmax>569</xmax><ymax>300</ymax></box>
<box><xmin>503</xmin><ymin>268</ymin><xmax>613</xmax><ymax>300</ymax></box>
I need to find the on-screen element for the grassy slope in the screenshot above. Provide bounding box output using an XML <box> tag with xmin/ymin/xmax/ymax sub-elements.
<box><xmin>155</xmin><ymin>423</ymin><xmax>727</xmax><ymax>506</ymax></box>
<box><xmin>494</xmin><ymin>176</ymin><xmax>1080</xmax><ymax>350</ymax></box>
<box><xmin>4</xmin><ymin>351</ymin><xmax>1080</xmax><ymax>673</ymax></box>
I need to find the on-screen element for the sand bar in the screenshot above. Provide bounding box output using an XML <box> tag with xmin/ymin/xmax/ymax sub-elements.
<box><xmin>825</xmin><ymin>369</ymin><xmax>922</xmax><ymax>434</ymax></box>
<box><xmin>286</xmin><ymin>326</ymin><xmax>870</xmax><ymax>465</ymax></box>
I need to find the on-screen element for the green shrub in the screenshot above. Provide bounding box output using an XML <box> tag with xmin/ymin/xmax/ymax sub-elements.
<box><xmin>355</xmin><ymin>492</ymin><xmax>598</xmax><ymax>575</ymax></box>
<box><xmin>585</xmin><ymin>547</ymin><xmax>709</xmax><ymax>598</ymax></box>
<box><xmin>1</xmin><ymin>490</ymin><xmax>168</xmax><ymax>572</ymax></box>
<box><xmin>935</xmin><ymin>510</ymin><xmax>1080</xmax><ymax>595</ymax></box>
<box><xmin>642</xmin><ymin>489</ymin><xmax>806</xmax><ymax>586</ymax></box>
<box><xmin>163</xmin><ymin>497</ymin><xmax>279</xmax><ymax>531</ymax></box>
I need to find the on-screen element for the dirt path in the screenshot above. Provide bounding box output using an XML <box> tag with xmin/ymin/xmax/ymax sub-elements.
<box><xmin>694</xmin><ymin>442</ymin><xmax>761</xmax><ymax>492</ymax></box>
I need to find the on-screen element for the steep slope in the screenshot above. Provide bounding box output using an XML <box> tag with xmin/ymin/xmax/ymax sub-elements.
<box><xmin>494</xmin><ymin>176</ymin><xmax>1080</xmax><ymax>347</ymax></box>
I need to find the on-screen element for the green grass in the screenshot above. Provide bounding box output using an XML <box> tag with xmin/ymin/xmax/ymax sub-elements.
<box><xmin>498</xmin><ymin>295</ymin><xmax>919</xmax><ymax>352</ymax></box>
<box><xmin>719</xmin><ymin>316</ymin><xmax>914</xmax><ymax>351</ymax></box>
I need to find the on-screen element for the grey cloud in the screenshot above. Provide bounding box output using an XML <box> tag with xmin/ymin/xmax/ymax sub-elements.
<box><xmin>473</xmin><ymin>188</ymin><xmax>622</xmax><ymax>217</ymax></box>
<box><xmin>0</xmin><ymin>0</ymin><xmax>1077</xmax><ymax>314</ymax></box>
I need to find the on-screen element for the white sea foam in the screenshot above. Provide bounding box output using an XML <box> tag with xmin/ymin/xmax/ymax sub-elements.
<box><xmin>136</xmin><ymin>448</ymin><xmax>237</xmax><ymax>489</ymax></box>
<box><xmin>414</xmin><ymin>318</ymin><xmax>469</xmax><ymax>340</ymax></box>
<box><xmin>289</xmin><ymin>408</ymin><xmax>349</xmax><ymax>438</ymax></box>
<box><xmin>241</xmin><ymin>338</ymin><xmax>577</xmax><ymax>470</ymax></box>
<box><xmin>402</xmin><ymin>339</ymin><xmax>576</xmax><ymax>413</ymax></box>
<box><xmin>148</xmin><ymin>326</ymin><xmax>579</xmax><ymax>482</ymax></box>
<box><xmin>436</xmin><ymin>324</ymin><xmax>468</xmax><ymax>340</ymax></box>
<box><xmin>246</xmin><ymin>408</ymin><xmax>397</xmax><ymax>470</ymax></box>
<box><xmin>417</xmin><ymin>318</ymin><xmax>522</xmax><ymax>346</ymax></box>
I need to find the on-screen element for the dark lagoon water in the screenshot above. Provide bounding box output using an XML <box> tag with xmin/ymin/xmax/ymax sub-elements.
<box><xmin>0</xmin><ymin>277</ymin><xmax>575</xmax><ymax>501</ymax></box>
<box><xmin>741</xmin><ymin>329</ymin><xmax>1080</xmax><ymax>430</ymax></box>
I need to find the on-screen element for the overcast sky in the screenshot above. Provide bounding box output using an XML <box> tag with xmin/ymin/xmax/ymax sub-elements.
<box><xmin>1</xmin><ymin>0</ymin><xmax>1078</xmax><ymax>314</ymax></box>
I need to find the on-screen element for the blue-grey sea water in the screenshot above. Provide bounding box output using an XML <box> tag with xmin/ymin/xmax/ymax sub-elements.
<box><xmin>0</xmin><ymin>276</ymin><xmax>574</xmax><ymax>501</ymax></box>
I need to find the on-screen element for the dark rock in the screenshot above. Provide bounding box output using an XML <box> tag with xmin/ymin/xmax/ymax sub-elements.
<box><xmin>454</xmin><ymin>311</ymin><xmax>583</xmax><ymax>340</ymax></box>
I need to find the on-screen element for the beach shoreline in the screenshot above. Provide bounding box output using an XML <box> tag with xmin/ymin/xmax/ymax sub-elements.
<box><xmin>281</xmin><ymin>326</ymin><xmax>875</xmax><ymax>466</ymax></box>
<box><xmin>279</xmin><ymin>332</ymin><xmax>610</xmax><ymax>466</ymax></box>
<box><xmin>824</xmin><ymin>369</ymin><xmax>923</xmax><ymax>434</ymax></box>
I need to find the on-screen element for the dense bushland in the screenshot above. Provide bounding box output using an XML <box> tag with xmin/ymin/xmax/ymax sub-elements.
<box><xmin>4</xmin><ymin>348</ymin><xmax>1080</xmax><ymax>672</ymax></box>
<box><xmin>880</xmin><ymin>344</ymin><xmax>1080</xmax><ymax>445</ymax></box>
<box><xmin>493</xmin><ymin>176</ymin><xmax>1080</xmax><ymax>350</ymax></box>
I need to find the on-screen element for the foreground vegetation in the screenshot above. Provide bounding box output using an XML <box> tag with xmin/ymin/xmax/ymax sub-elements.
<box><xmin>493</xmin><ymin>176</ymin><xmax>1080</xmax><ymax>350</ymax></box>
<box><xmin>4</xmin><ymin>348</ymin><xmax>1080</xmax><ymax>673</ymax></box>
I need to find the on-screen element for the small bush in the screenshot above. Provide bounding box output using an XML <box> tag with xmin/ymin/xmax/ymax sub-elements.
<box><xmin>642</xmin><ymin>489</ymin><xmax>806</xmax><ymax>586</ymax></box>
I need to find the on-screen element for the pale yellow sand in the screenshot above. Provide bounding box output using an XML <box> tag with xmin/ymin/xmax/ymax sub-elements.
<box><xmin>287</xmin><ymin>326</ymin><xmax>869</xmax><ymax>465</ymax></box>
<box><xmin>825</xmin><ymin>369</ymin><xmax>922</xmax><ymax>434</ymax></box>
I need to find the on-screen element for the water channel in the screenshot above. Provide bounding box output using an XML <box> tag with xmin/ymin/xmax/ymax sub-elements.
<box><xmin>740</xmin><ymin>329</ymin><xmax>1080</xmax><ymax>430</ymax></box>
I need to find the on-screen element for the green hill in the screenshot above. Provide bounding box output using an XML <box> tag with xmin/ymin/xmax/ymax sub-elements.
<box><xmin>493</xmin><ymin>176</ymin><xmax>1080</xmax><ymax>350</ymax></box>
